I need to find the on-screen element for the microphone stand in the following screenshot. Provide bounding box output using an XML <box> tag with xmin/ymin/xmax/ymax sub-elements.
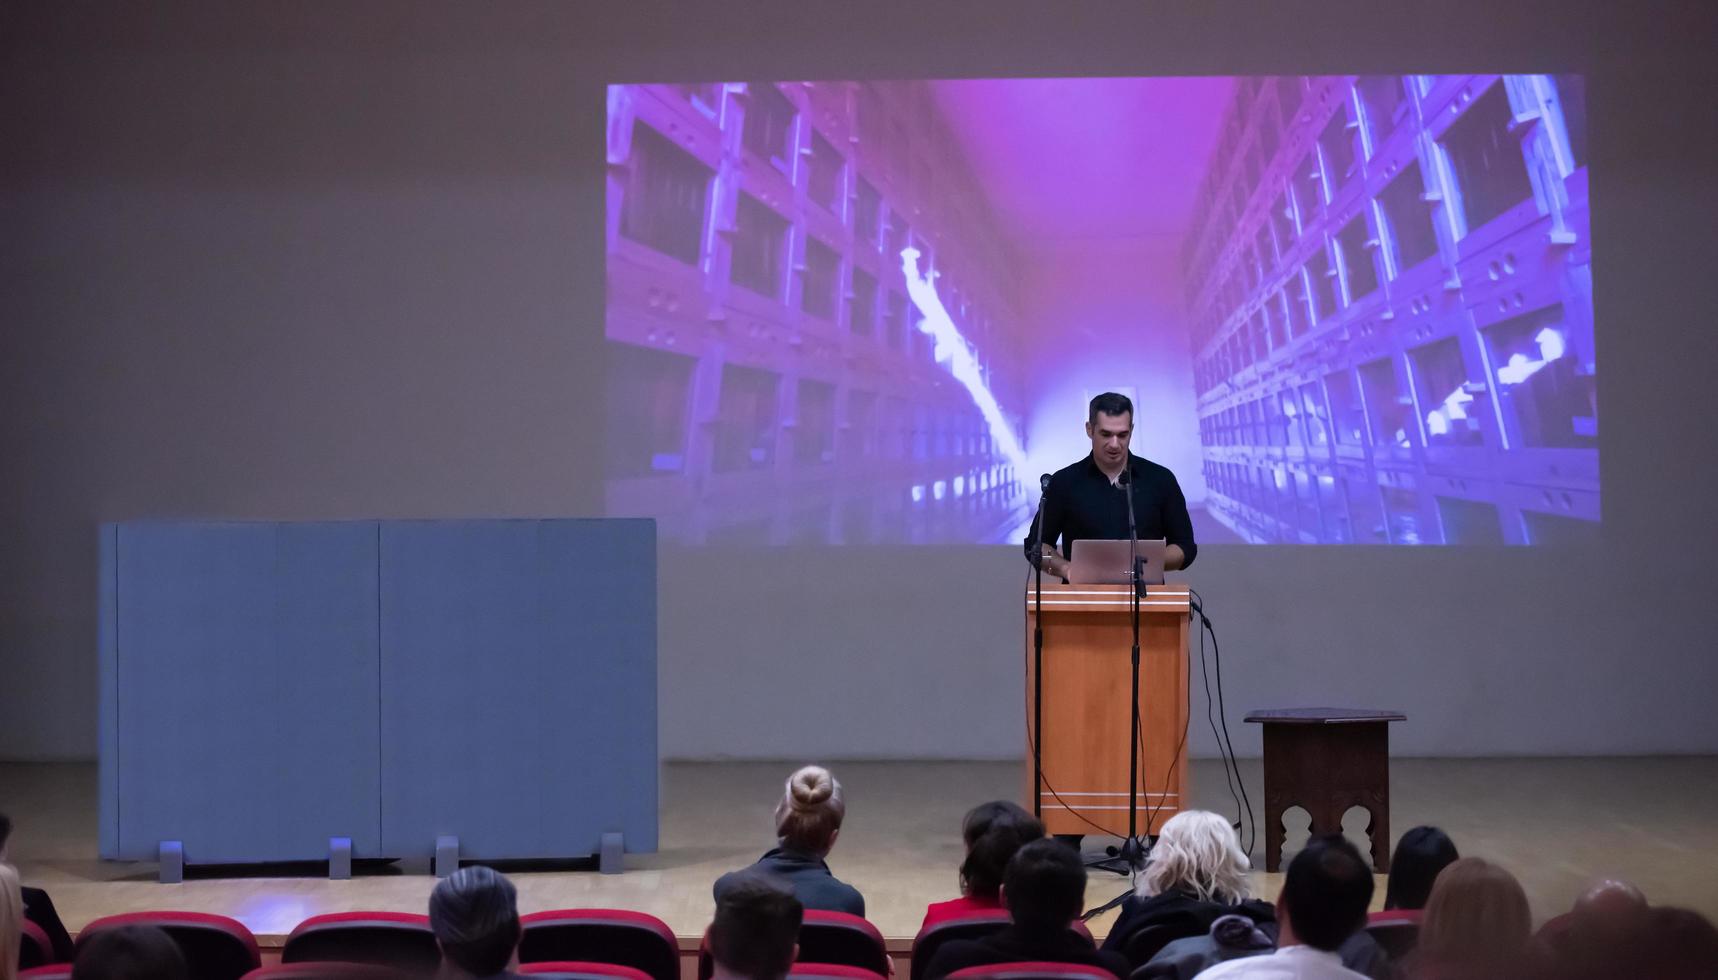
<box><xmin>1029</xmin><ymin>474</ymin><xmax>1052</xmax><ymax>820</ymax></box>
<box><xmin>1119</xmin><ymin>463</ymin><xmax>1146</xmax><ymax>870</ymax></box>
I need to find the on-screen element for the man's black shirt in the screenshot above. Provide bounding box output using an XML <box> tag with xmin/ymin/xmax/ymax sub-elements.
<box><xmin>1024</xmin><ymin>453</ymin><xmax>1197</xmax><ymax>569</ymax></box>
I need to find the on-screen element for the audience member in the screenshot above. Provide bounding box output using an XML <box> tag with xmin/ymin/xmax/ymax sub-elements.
<box><xmin>1193</xmin><ymin>834</ymin><xmax>1374</xmax><ymax>979</ymax></box>
<box><xmin>708</xmin><ymin>872</ymin><xmax>805</xmax><ymax>980</ymax></box>
<box><xmin>1401</xmin><ymin>857</ymin><xmax>1533</xmax><ymax>980</ymax></box>
<box><xmin>1530</xmin><ymin>876</ymin><xmax>1647</xmax><ymax>966</ymax></box>
<box><xmin>70</xmin><ymin>924</ymin><xmax>188</xmax><ymax>980</ymax></box>
<box><xmin>1375</xmin><ymin>826</ymin><xmax>1459</xmax><ymax>922</ymax></box>
<box><xmin>1627</xmin><ymin>906</ymin><xmax>1718</xmax><ymax>980</ymax></box>
<box><xmin>429</xmin><ymin>865</ymin><xmax>524</xmax><ymax>980</ymax></box>
<box><xmin>1101</xmin><ymin>810</ymin><xmax>1271</xmax><ymax>966</ymax></box>
<box><xmin>920</xmin><ymin>800</ymin><xmax>1045</xmax><ymax>931</ymax></box>
<box><xmin>0</xmin><ymin>812</ymin><xmax>77</xmax><ymax>963</ymax></box>
<box><xmin>2</xmin><ymin>863</ymin><xmax>21</xmax><ymax>980</ymax></box>
<box><xmin>922</xmin><ymin>838</ymin><xmax>1129</xmax><ymax>980</ymax></box>
<box><xmin>715</xmin><ymin>765</ymin><xmax>865</xmax><ymax>916</ymax></box>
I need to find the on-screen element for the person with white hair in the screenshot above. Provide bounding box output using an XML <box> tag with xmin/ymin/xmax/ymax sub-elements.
<box><xmin>1101</xmin><ymin>810</ymin><xmax>1270</xmax><ymax>966</ymax></box>
<box><xmin>430</xmin><ymin>865</ymin><xmax>524</xmax><ymax>980</ymax></box>
<box><xmin>714</xmin><ymin>765</ymin><xmax>864</xmax><ymax>916</ymax></box>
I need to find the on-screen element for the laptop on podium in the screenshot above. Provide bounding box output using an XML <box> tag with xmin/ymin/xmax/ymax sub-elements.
<box><xmin>1067</xmin><ymin>537</ymin><xmax>1167</xmax><ymax>586</ymax></box>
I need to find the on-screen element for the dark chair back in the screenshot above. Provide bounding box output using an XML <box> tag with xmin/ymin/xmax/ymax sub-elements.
<box><xmin>281</xmin><ymin>911</ymin><xmax>440</xmax><ymax>972</ymax></box>
<box><xmin>20</xmin><ymin>920</ymin><xmax>56</xmax><ymax>969</ymax></box>
<box><xmin>909</xmin><ymin>912</ymin><xmax>1012</xmax><ymax>980</ymax></box>
<box><xmin>798</xmin><ymin>910</ymin><xmax>892</xmax><ymax>976</ymax></box>
<box><xmin>243</xmin><ymin>964</ymin><xmax>411</xmax><ymax>980</ymax></box>
<box><xmin>519</xmin><ymin>909</ymin><xmax>680</xmax><ymax>980</ymax></box>
<box><xmin>788</xmin><ymin>965</ymin><xmax>889</xmax><ymax>980</ymax></box>
<box><xmin>1366</xmin><ymin>918</ymin><xmax>1421</xmax><ymax>960</ymax></box>
<box><xmin>518</xmin><ymin>962</ymin><xmax>656</xmax><ymax>980</ymax></box>
<box><xmin>947</xmin><ymin>962</ymin><xmax>1121</xmax><ymax>980</ymax></box>
<box><xmin>77</xmin><ymin>911</ymin><xmax>262</xmax><ymax>980</ymax></box>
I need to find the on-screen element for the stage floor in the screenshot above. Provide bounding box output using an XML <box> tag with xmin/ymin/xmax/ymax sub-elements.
<box><xmin>5</xmin><ymin>758</ymin><xmax>1717</xmax><ymax>947</ymax></box>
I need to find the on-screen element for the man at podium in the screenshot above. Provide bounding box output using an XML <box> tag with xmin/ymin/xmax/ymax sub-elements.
<box><xmin>1024</xmin><ymin>392</ymin><xmax>1198</xmax><ymax>578</ymax></box>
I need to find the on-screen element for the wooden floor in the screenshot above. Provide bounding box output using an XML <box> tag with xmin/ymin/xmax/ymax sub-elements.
<box><xmin>5</xmin><ymin>757</ymin><xmax>1717</xmax><ymax>949</ymax></box>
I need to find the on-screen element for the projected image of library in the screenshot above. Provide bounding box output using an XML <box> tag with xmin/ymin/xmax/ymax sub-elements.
<box><xmin>603</xmin><ymin>75</ymin><xmax>1593</xmax><ymax>546</ymax></box>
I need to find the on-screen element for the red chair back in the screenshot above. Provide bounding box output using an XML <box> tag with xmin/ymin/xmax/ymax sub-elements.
<box><xmin>77</xmin><ymin>911</ymin><xmax>262</xmax><ymax>980</ymax></box>
<box><xmin>282</xmin><ymin>911</ymin><xmax>440</xmax><ymax>972</ymax></box>
<box><xmin>519</xmin><ymin>909</ymin><xmax>680</xmax><ymax>980</ymax></box>
<box><xmin>947</xmin><ymin>963</ymin><xmax>1120</xmax><ymax>980</ymax></box>
<box><xmin>242</xmin><ymin>964</ymin><xmax>412</xmax><ymax>979</ymax></box>
<box><xmin>519</xmin><ymin>963</ymin><xmax>656</xmax><ymax>980</ymax></box>
<box><xmin>788</xmin><ymin>965</ymin><xmax>888</xmax><ymax>980</ymax></box>
<box><xmin>1365</xmin><ymin>916</ymin><xmax>1422</xmax><ymax>960</ymax></box>
<box><xmin>797</xmin><ymin>911</ymin><xmax>891</xmax><ymax>976</ymax></box>
<box><xmin>20</xmin><ymin>967</ymin><xmax>75</xmax><ymax>980</ymax></box>
<box><xmin>910</xmin><ymin>912</ymin><xmax>1012</xmax><ymax>980</ymax></box>
<box><xmin>19</xmin><ymin>920</ymin><xmax>57</xmax><ymax>969</ymax></box>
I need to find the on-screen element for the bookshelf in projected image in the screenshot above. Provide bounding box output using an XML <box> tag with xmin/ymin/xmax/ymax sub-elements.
<box><xmin>603</xmin><ymin>74</ymin><xmax>1594</xmax><ymax>546</ymax></box>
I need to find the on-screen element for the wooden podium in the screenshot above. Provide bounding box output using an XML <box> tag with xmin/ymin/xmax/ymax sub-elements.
<box><xmin>1024</xmin><ymin>582</ymin><xmax>1191</xmax><ymax>837</ymax></box>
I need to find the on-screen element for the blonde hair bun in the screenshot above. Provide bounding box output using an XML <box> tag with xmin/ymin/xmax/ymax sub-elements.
<box><xmin>788</xmin><ymin>766</ymin><xmax>835</xmax><ymax>809</ymax></box>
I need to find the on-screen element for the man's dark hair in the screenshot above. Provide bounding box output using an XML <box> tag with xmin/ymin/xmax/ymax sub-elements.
<box><xmin>1003</xmin><ymin>837</ymin><xmax>1087</xmax><ymax>933</ymax></box>
<box><xmin>708</xmin><ymin>872</ymin><xmax>803</xmax><ymax>980</ymax></box>
<box><xmin>1280</xmin><ymin>834</ymin><xmax>1374</xmax><ymax>951</ymax></box>
<box><xmin>1088</xmin><ymin>392</ymin><xmax>1134</xmax><ymax>424</ymax></box>
<box><xmin>0</xmin><ymin>811</ymin><xmax>12</xmax><ymax>851</ymax></box>
<box><xmin>429</xmin><ymin>865</ymin><xmax>521</xmax><ymax>976</ymax></box>
<box><xmin>960</xmin><ymin>801</ymin><xmax>1045</xmax><ymax>901</ymax></box>
<box><xmin>1383</xmin><ymin>825</ymin><xmax>1458</xmax><ymax>911</ymax></box>
<box><xmin>72</xmin><ymin>925</ymin><xmax>189</xmax><ymax>980</ymax></box>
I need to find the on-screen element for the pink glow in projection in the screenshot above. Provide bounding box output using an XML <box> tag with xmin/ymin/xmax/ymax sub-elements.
<box><xmin>602</xmin><ymin>75</ymin><xmax>1595</xmax><ymax>546</ymax></box>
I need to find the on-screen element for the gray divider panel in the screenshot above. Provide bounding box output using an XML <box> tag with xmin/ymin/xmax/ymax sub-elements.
<box><xmin>379</xmin><ymin>519</ymin><xmax>658</xmax><ymax>860</ymax></box>
<box><xmin>100</xmin><ymin>521</ymin><xmax>382</xmax><ymax>862</ymax></box>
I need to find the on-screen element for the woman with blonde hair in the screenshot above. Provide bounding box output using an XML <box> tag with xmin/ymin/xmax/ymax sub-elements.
<box><xmin>1101</xmin><ymin>810</ymin><xmax>1268</xmax><ymax>966</ymax></box>
<box><xmin>713</xmin><ymin>765</ymin><xmax>865</xmax><ymax>916</ymax></box>
<box><xmin>1405</xmin><ymin>857</ymin><xmax>1535</xmax><ymax>979</ymax></box>
<box><xmin>1</xmin><ymin>862</ymin><xmax>24</xmax><ymax>980</ymax></box>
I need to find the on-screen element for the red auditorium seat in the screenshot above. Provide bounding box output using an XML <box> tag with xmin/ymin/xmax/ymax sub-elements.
<box><xmin>242</xmin><ymin>964</ymin><xmax>411</xmax><ymax>980</ymax></box>
<box><xmin>19</xmin><ymin>967</ymin><xmax>74</xmax><ymax>980</ymax></box>
<box><xmin>76</xmin><ymin>911</ymin><xmax>261</xmax><ymax>980</ymax></box>
<box><xmin>19</xmin><ymin>920</ymin><xmax>57</xmax><ymax>969</ymax></box>
<box><xmin>1364</xmin><ymin>913</ymin><xmax>1422</xmax><ymax>960</ymax></box>
<box><xmin>788</xmin><ymin>964</ymin><xmax>888</xmax><ymax>980</ymax></box>
<box><xmin>947</xmin><ymin>963</ymin><xmax>1120</xmax><ymax>980</ymax></box>
<box><xmin>518</xmin><ymin>909</ymin><xmax>680</xmax><ymax>980</ymax></box>
<box><xmin>910</xmin><ymin>911</ymin><xmax>1011</xmax><ymax>980</ymax></box>
<box><xmin>797</xmin><ymin>911</ymin><xmax>892</xmax><ymax>976</ymax></box>
<box><xmin>281</xmin><ymin>911</ymin><xmax>441</xmax><ymax>972</ymax></box>
<box><xmin>518</xmin><ymin>962</ymin><xmax>655</xmax><ymax>980</ymax></box>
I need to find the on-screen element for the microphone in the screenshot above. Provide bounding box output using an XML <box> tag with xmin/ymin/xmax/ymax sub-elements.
<box><xmin>1116</xmin><ymin>465</ymin><xmax>1132</xmax><ymax>488</ymax></box>
<box><xmin>1039</xmin><ymin>473</ymin><xmax>1052</xmax><ymax>492</ymax></box>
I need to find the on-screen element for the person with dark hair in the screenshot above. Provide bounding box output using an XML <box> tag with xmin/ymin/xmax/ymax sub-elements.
<box><xmin>920</xmin><ymin>800</ymin><xmax>1045</xmax><ymax>931</ymax></box>
<box><xmin>922</xmin><ymin>838</ymin><xmax>1129</xmax><ymax>980</ymax></box>
<box><xmin>71</xmin><ymin>924</ymin><xmax>188</xmax><ymax>980</ymax></box>
<box><xmin>1195</xmin><ymin>835</ymin><xmax>1373</xmax><ymax>979</ymax></box>
<box><xmin>708</xmin><ymin>872</ymin><xmax>804</xmax><ymax>980</ymax></box>
<box><xmin>1025</xmin><ymin>390</ymin><xmax>1198</xmax><ymax>579</ymax></box>
<box><xmin>0</xmin><ymin>812</ymin><xmax>77</xmax><ymax>964</ymax></box>
<box><xmin>429</xmin><ymin>865</ymin><xmax>524</xmax><ymax>979</ymax></box>
<box><xmin>715</xmin><ymin>765</ymin><xmax>864</xmax><ymax>916</ymax></box>
<box><xmin>1376</xmin><ymin>826</ymin><xmax>1459</xmax><ymax>918</ymax></box>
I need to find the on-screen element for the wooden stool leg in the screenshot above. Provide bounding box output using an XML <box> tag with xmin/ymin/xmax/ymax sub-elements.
<box><xmin>1265</xmin><ymin>794</ymin><xmax>1287</xmax><ymax>873</ymax></box>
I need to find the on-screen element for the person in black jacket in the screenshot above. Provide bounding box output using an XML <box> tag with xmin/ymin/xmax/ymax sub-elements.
<box><xmin>1</xmin><ymin>812</ymin><xmax>77</xmax><ymax>964</ymax></box>
<box><xmin>924</xmin><ymin>838</ymin><xmax>1130</xmax><ymax>980</ymax></box>
<box><xmin>714</xmin><ymin>766</ymin><xmax>865</xmax><ymax>917</ymax></box>
<box><xmin>1025</xmin><ymin>391</ymin><xmax>1198</xmax><ymax>578</ymax></box>
<box><xmin>1101</xmin><ymin>810</ymin><xmax>1269</xmax><ymax>968</ymax></box>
